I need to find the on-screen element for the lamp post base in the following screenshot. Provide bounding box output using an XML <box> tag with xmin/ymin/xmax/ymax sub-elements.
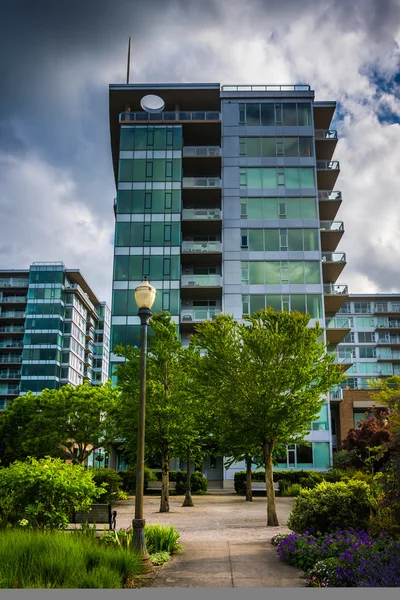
<box><xmin>131</xmin><ymin>519</ymin><xmax>154</xmax><ymax>573</ymax></box>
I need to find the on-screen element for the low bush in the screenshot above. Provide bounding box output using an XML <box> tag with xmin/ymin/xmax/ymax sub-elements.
<box><xmin>368</xmin><ymin>506</ymin><xmax>400</xmax><ymax>540</ymax></box>
<box><xmin>118</xmin><ymin>466</ymin><xmax>157</xmax><ymax>494</ymax></box>
<box><xmin>281</xmin><ymin>483</ymin><xmax>303</xmax><ymax>497</ymax></box>
<box><xmin>0</xmin><ymin>457</ymin><xmax>102</xmax><ymax>529</ymax></box>
<box><xmin>175</xmin><ymin>471</ymin><xmax>208</xmax><ymax>495</ymax></box>
<box><xmin>90</xmin><ymin>468</ymin><xmax>123</xmax><ymax>504</ymax></box>
<box><xmin>144</xmin><ymin>524</ymin><xmax>182</xmax><ymax>554</ymax></box>
<box><xmin>287</xmin><ymin>480</ymin><xmax>376</xmax><ymax>534</ymax></box>
<box><xmin>0</xmin><ymin>528</ymin><xmax>142</xmax><ymax>588</ymax></box>
<box><xmin>153</xmin><ymin>470</ymin><xmax>179</xmax><ymax>482</ymax></box>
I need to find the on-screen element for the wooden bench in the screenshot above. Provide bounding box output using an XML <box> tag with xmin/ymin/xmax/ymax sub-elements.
<box><xmin>70</xmin><ymin>504</ymin><xmax>116</xmax><ymax>530</ymax></box>
<box><xmin>251</xmin><ymin>482</ymin><xmax>280</xmax><ymax>495</ymax></box>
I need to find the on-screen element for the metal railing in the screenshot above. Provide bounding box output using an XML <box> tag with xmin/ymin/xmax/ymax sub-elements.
<box><xmin>326</xmin><ymin>317</ymin><xmax>351</xmax><ymax>329</ymax></box>
<box><xmin>317</xmin><ymin>160</ymin><xmax>340</xmax><ymax>170</ymax></box>
<box><xmin>0</xmin><ymin>326</ymin><xmax>25</xmax><ymax>333</ymax></box>
<box><xmin>0</xmin><ymin>386</ymin><xmax>20</xmax><ymax>395</ymax></box>
<box><xmin>315</xmin><ymin>129</ymin><xmax>338</xmax><ymax>139</ymax></box>
<box><xmin>0</xmin><ymin>311</ymin><xmax>26</xmax><ymax>318</ymax></box>
<box><xmin>182</xmin><ymin>177</ymin><xmax>221</xmax><ymax>188</ymax></box>
<box><xmin>329</xmin><ymin>388</ymin><xmax>343</xmax><ymax>400</ymax></box>
<box><xmin>221</xmin><ymin>84</ymin><xmax>310</xmax><ymax>92</ymax></box>
<box><xmin>0</xmin><ymin>340</ymin><xmax>24</xmax><ymax>348</ymax></box>
<box><xmin>320</xmin><ymin>221</ymin><xmax>344</xmax><ymax>231</ymax></box>
<box><xmin>375</xmin><ymin>304</ymin><xmax>400</xmax><ymax>313</ymax></box>
<box><xmin>183</xmin><ymin>146</ymin><xmax>221</xmax><ymax>157</ymax></box>
<box><xmin>181</xmin><ymin>274</ymin><xmax>222</xmax><ymax>287</ymax></box>
<box><xmin>181</xmin><ymin>309</ymin><xmax>221</xmax><ymax>322</ymax></box>
<box><xmin>182</xmin><ymin>208</ymin><xmax>221</xmax><ymax>220</ymax></box>
<box><xmin>318</xmin><ymin>190</ymin><xmax>342</xmax><ymax>201</ymax></box>
<box><xmin>181</xmin><ymin>241</ymin><xmax>222</xmax><ymax>253</ymax></box>
<box><xmin>119</xmin><ymin>111</ymin><xmax>221</xmax><ymax>123</ymax></box>
<box><xmin>322</xmin><ymin>252</ymin><xmax>346</xmax><ymax>263</ymax></box>
<box><xmin>0</xmin><ymin>279</ymin><xmax>29</xmax><ymax>288</ymax></box>
<box><xmin>0</xmin><ymin>371</ymin><xmax>21</xmax><ymax>379</ymax></box>
<box><xmin>0</xmin><ymin>296</ymin><xmax>26</xmax><ymax>303</ymax></box>
<box><xmin>323</xmin><ymin>284</ymin><xmax>348</xmax><ymax>295</ymax></box>
<box><xmin>378</xmin><ymin>337</ymin><xmax>400</xmax><ymax>345</ymax></box>
<box><xmin>329</xmin><ymin>353</ymin><xmax>353</xmax><ymax>364</ymax></box>
<box><xmin>0</xmin><ymin>356</ymin><xmax>22</xmax><ymax>364</ymax></box>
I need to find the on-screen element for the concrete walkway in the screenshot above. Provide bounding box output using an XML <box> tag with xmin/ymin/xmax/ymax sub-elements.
<box><xmin>114</xmin><ymin>492</ymin><xmax>304</xmax><ymax>588</ymax></box>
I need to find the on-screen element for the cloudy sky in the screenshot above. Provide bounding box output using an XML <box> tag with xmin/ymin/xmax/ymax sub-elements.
<box><xmin>1</xmin><ymin>0</ymin><xmax>400</xmax><ymax>304</ymax></box>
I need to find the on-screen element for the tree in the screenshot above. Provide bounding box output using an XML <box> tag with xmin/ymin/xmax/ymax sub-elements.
<box><xmin>190</xmin><ymin>308</ymin><xmax>344</xmax><ymax>526</ymax></box>
<box><xmin>0</xmin><ymin>383</ymin><xmax>120</xmax><ymax>466</ymax></box>
<box><xmin>114</xmin><ymin>311</ymin><xmax>208</xmax><ymax>513</ymax></box>
<box><xmin>342</xmin><ymin>412</ymin><xmax>392</xmax><ymax>471</ymax></box>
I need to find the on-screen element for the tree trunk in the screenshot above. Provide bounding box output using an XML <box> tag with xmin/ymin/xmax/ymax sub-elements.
<box><xmin>182</xmin><ymin>445</ymin><xmax>194</xmax><ymax>507</ymax></box>
<box><xmin>245</xmin><ymin>454</ymin><xmax>253</xmax><ymax>502</ymax></box>
<box><xmin>263</xmin><ymin>441</ymin><xmax>279</xmax><ymax>526</ymax></box>
<box><xmin>160</xmin><ymin>444</ymin><xmax>170</xmax><ymax>513</ymax></box>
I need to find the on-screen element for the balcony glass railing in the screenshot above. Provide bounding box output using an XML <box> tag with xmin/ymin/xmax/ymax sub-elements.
<box><xmin>0</xmin><ymin>311</ymin><xmax>26</xmax><ymax>318</ymax></box>
<box><xmin>183</xmin><ymin>146</ymin><xmax>221</xmax><ymax>157</ymax></box>
<box><xmin>0</xmin><ymin>340</ymin><xmax>24</xmax><ymax>348</ymax></box>
<box><xmin>375</xmin><ymin>303</ymin><xmax>400</xmax><ymax>313</ymax></box>
<box><xmin>320</xmin><ymin>221</ymin><xmax>344</xmax><ymax>231</ymax></box>
<box><xmin>181</xmin><ymin>274</ymin><xmax>222</xmax><ymax>287</ymax></box>
<box><xmin>318</xmin><ymin>190</ymin><xmax>342</xmax><ymax>201</ymax></box>
<box><xmin>0</xmin><ymin>296</ymin><xmax>26</xmax><ymax>303</ymax></box>
<box><xmin>328</xmin><ymin>353</ymin><xmax>353</xmax><ymax>364</ymax></box>
<box><xmin>182</xmin><ymin>208</ymin><xmax>221</xmax><ymax>220</ymax></box>
<box><xmin>222</xmin><ymin>84</ymin><xmax>310</xmax><ymax>92</ymax></box>
<box><xmin>0</xmin><ymin>385</ymin><xmax>20</xmax><ymax>395</ymax></box>
<box><xmin>182</xmin><ymin>177</ymin><xmax>221</xmax><ymax>188</ymax></box>
<box><xmin>0</xmin><ymin>355</ymin><xmax>22</xmax><ymax>364</ymax></box>
<box><xmin>329</xmin><ymin>388</ymin><xmax>343</xmax><ymax>400</ymax></box>
<box><xmin>120</xmin><ymin>111</ymin><xmax>221</xmax><ymax>123</ymax></box>
<box><xmin>182</xmin><ymin>241</ymin><xmax>221</xmax><ymax>253</ymax></box>
<box><xmin>181</xmin><ymin>309</ymin><xmax>221</xmax><ymax>322</ymax></box>
<box><xmin>314</xmin><ymin>129</ymin><xmax>338</xmax><ymax>139</ymax></box>
<box><xmin>0</xmin><ymin>326</ymin><xmax>25</xmax><ymax>333</ymax></box>
<box><xmin>317</xmin><ymin>160</ymin><xmax>340</xmax><ymax>170</ymax></box>
<box><xmin>323</xmin><ymin>284</ymin><xmax>348</xmax><ymax>295</ymax></box>
<box><xmin>0</xmin><ymin>370</ymin><xmax>21</xmax><ymax>379</ymax></box>
<box><xmin>378</xmin><ymin>337</ymin><xmax>400</xmax><ymax>345</ymax></box>
<box><xmin>326</xmin><ymin>317</ymin><xmax>351</xmax><ymax>329</ymax></box>
<box><xmin>0</xmin><ymin>279</ymin><xmax>29</xmax><ymax>288</ymax></box>
<box><xmin>322</xmin><ymin>252</ymin><xmax>346</xmax><ymax>263</ymax></box>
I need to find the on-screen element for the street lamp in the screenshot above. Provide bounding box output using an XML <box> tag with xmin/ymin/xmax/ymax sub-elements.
<box><xmin>131</xmin><ymin>277</ymin><xmax>156</xmax><ymax>571</ymax></box>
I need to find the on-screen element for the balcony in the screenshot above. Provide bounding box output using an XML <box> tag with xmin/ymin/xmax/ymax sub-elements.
<box><xmin>181</xmin><ymin>309</ymin><xmax>221</xmax><ymax>323</ymax></box>
<box><xmin>0</xmin><ymin>340</ymin><xmax>24</xmax><ymax>349</ymax></box>
<box><xmin>182</xmin><ymin>177</ymin><xmax>221</xmax><ymax>188</ymax></box>
<box><xmin>318</xmin><ymin>190</ymin><xmax>342</xmax><ymax>221</ymax></box>
<box><xmin>183</xmin><ymin>146</ymin><xmax>221</xmax><ymax>157</ymax></box>
<box><xmin>328</xmin><ymin>353</ymin><xmax>354</xmax><ymax>372</ymax></box>
<box><xmin>322</xmin><ymin>252</ymin><xmax>346</xmax><ymax>283</ymax></box>
<box><xmin>0</xmin><ymin>385</ymin><xmax>20</xmax><ymax>395</ymax></box>
<box><xmin>221</xmin><ymin>84</ymin><xmax>310</xmax><ymax>92</ymax></box>
<box><xmin>182</xmin><ymin>241</ymin><xmax>222</xmax><ymax>253</ymax></box>
<box><xmin>329</xmin><ymin>387</ymin><xmax>343</xmax><ymax>402</ymax></box>
<box><xmin>119</xmin><ymin>111</ymin><xmax>221</xmax><ymax>123</ymax></box>
<box><xmin>0</xmin><ymin>311</ymin><xmax>26</xmax><ymax>319</ymax></box>
<box><xmin>0</xmin><ymin>296</ymin><xmax>27</xmax><ymax>304</ymax></box>
<box><xmin>0</xmin><ymin>326</ymin><xmax>24</xmax><ymax>333</ymax></box>
<box><xmin>181</xmin><ymin>208</ymin><xmax>222</xmax><ymax>235</ymax></box>
<box><xmin>314</xmin><ymin>130</ymin><xmax>338</xmax><ymax>161</ymax></box>
<box><xmin>0</xmin><ymin>355</ymin><xmax>22</xmax><ymax>364</ymax></box>
<box><xmin>375</xmin><ymin>303</ymin><xmax>400</xmax><ymax>314</ymax></box>
<box><xmin>181</xmin><ymin>274</ymin><xmax>222</xmax><ymax>287</ymax></box>
<box><xmin>323</xmin><ymin>284</ymin><xmax>349</xmax><ymax>313</ymax></box>
<box><xmin>317</xmin><ymin>161</ymin><xmax>340</xmax><ymax>189</ymax></box>
<box><xmin>377</xmin><ymin>351</ymin><xmax>400</xmax><ymax>362</ymax></box>
<box><xmin>0</xmin><ymin>370</ymin><xmax>21</xmax><ymax>379</ymax></box>
<box><xmin>182</xmin><ymin>208</ymin><xmax>221</xmax><ymax>220</ymax></box>
<box><xmin>0</xmin><ymin>278</ymin><xmax>29</xmax><ymax>288</ymax></box>
<box><xmin>320</xmin><ymin>221</ymin><xmax>344</xmax><ymax>252</ymax></box>
<box><xmin>325</xmin><ymin>317</ymin><xmax>351</xmax><ymax>344</ymax></box>
<box><xmin>377</xmin><ymin>336</ymin><xmax>400</xmax><ymax>346</ymax></box>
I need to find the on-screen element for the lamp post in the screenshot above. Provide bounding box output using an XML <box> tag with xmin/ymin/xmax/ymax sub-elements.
<box><xmin>131</xmin><ymin>277</ymin><xmax>156</xmax><ymax>571</ymax></box>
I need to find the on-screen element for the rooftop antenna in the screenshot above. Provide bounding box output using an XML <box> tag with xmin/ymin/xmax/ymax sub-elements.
<box><xmin>126</xmin><ymin>37</ymin><xmax>131</xmax><ymax>84</ymax></box>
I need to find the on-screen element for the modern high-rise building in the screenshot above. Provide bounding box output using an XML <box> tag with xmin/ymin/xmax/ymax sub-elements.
<box><xmin>0</xmin><ymin>262</ymin><xmax>110</xmax><ymax>410</ymax></box>
<box><xmin>108</xmin><ymin>82</ymin><xmax>348</xmax><ymax>484</ymax></box>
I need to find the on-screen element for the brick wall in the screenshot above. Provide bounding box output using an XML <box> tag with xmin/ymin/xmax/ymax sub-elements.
<box><xmin>338</xmin><ymin>389</ymin><xmax>376</xmax><ymax>448</ymax></box>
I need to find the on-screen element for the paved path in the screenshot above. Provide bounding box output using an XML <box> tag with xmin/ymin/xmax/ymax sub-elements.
<box><xmin>114</xmin><ymin>492</ymin><xmax>304</xmax><ymax>588</ymax></box>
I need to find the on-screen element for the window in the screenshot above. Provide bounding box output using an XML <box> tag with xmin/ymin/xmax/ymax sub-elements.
<box><xmin>165</xmin><ymin>161</ymin><xmax>173</xmax><ymax>177</ymax></box>
<box><xmin>163</xmin><ymin>258</ymin><xmax>171</xmax><ymax>277</ymax></box>
<box><xmin>359</xmin><ymin>347</ymin><xmax>376</xmax><ymax>359</ymax></box>
<box><xmin>240</xmin><ymin>168</ymin><xmax>316</xmax><ymax>190</ymax></box>
<box><xmin>145</xmin><ymin>162</ymin><xmax>153</xmax><ymax>177</ymax></box>
<box><xmin>241</xmin><ymin>230</ymin><xmax>248</xmax><ymax>248</ymax></box>
<box><xmin>165</xmin><ymin>193</ymin><xmax>172</xmax><ymax>210</ymax></box>
<box><xmin>164</xmin><ymin>225</ymin><xmax>171</xmax><ymax>243</ymax></box>
<box><xmin>357</xmin><ymin>317</ymin><xmax>374</xmax><ymax>328</ymax></box>
<box><xmin>354</xmin><ymin>302</ymin><xmax>371</xmax><ymax>314</ymax></box>
<box><xmin>144</xmin><ymin>225</ymin><xmax>151</xmax><ymax>243</ymax></box>
<box><xmin>358</xmin><ymin>332</ymin><xmax>375</xmax><ymax>343</ymax></box>
<box><xmin>145</xmin><ymin>192</ymin><xmax>152</xmax><ymax>210</ymax></box>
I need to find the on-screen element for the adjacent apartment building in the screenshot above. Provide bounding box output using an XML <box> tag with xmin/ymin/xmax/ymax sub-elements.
<box><xmin>0</xmin><ymin>262</ymin><xmax>110</xmax><ymax>411</ymax></box>
<box><xmin>108</xmin><ymin>82</ymin><xmax>348</xmax><ymax>484</ymax></box>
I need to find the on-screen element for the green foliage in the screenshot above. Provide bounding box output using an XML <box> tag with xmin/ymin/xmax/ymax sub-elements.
<box><xmin>117</xmin><ymin>490</ymin><xmax>129</xmax><ymax>500</ymax></box>
<box><xmin>331</xmin><ymin>449</ymin><xmax>358</xmax><ymax>470</ymax></box>
<box><xmin>287</xmin><ymin>480</ymin><xmax>376</xmax><ymax>534</ymax></box>
<box><xmin>306</xmin><ymin>558</ymin><xmax>341</xmax><ymax>588</ymax></box>
<box><xmin>90</xmin><ymin>468</ymin><xmax>123</xmax><ymax>503</ymax></box>
<box><xmin>118</xmin><ymin>466</ymin><xmax>156</xmax><ymax>494</ymax></box>
<box><xmin>0</xmin><ymin>457</ymin><xmax>103</xmax><ymax>529</ymax></box>
<box><xmin>0</xmin><ymin>383</ymin><xmax>120</xmax><ymax>466</ymax></box>
<box><xmin>174</xmin><ymin>471</ymin><xmax>208</xmax><ymax>495</ymax></box>
<box><xmin>233</xmin><ymin>470</ymin><xmax>265</xmax><ymax>493</ymax></box>
<box><xmin>368</xmin><ymin>506</ymin><xmax>400</xmax><ymax>540</ymax></box>
<box><xmin>191</xmin><ymin>309</ymin><xmax>344</xmax><ymax>525</ymax></box>
<box><xmin>0</xmin><ymin>528</ymin><xmax>142</xmax><ymax>588</ymax></box>
<box><xmin>153</xmin><ymin>470</ymin><xmax>179</xmax><ymax>481</ymax></box>
<box><xmin>150</xmin><ymin>551</ymin><xmax>171</xmax><ymax>565</ymax></box>
<box><xmin>234</xmin><ymin>469</ymin><xmax>324</xmax><ymax>494</ymax></box>
<box><xmin>144</xmin><ymin>524</ymin><xmax>182</xmax><ymax>555</ymax></box>
<box><xmin>281</xmin><ymin>483</ymin><xmax>303</xmax><ymax>497</ymax></box>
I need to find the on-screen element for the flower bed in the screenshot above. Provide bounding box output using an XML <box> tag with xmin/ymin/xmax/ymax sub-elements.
<box><xmin>273</xmin><ymin>530</ymin><xmax>400</xmax><ymax>587</ymax></box>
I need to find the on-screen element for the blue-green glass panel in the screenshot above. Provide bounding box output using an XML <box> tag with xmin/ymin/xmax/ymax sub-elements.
<box><xmin>313</xmin><ymin>442</ymin><xmax>330</xmax><ymax>468</ymax></box>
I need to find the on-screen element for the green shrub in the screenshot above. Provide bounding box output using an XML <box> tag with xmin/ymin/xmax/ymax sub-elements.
<box><xmin>281</xmin><ymin>483</ymin><xmax>303</xmax><ymax>497</ymax></box>
<box><xmin>368</xmin><ymin>506</ymin><xmax>400</xmax><ymax>540</ymax></box>
<box><xmin>144</xmin><ymin>524</ymin><xmax>182</xmax><ymax>554</ymax></box>
<box><xmin>149</xmin><ymin>551</ymin><xmax>170</xmax><ymax>565</ymax></box>
<box><xmin>322</xmin><ymin>468</ymin><xmax>353</xmax><ymax>483</ymax></box>
<box><xmin>0</xmin><ymin>529</ymin><xmax>142</xmax><ymax>588</ymax></box>
<box><xmin>306</xmin><ymin>558</ymin><xmax>341</xmax><ymax>588</ymax></box>
<box><xmin>0</xmin><ymin>457</ymin><xmax>102</xmax><ymax>529</ymax></box>
<box><xmin>91</xmin><ymin>468</ymin><xmax>123</xmax><ymax>503</ymax></box>
<box><xmin>233</xmin><ymin>470</ymin><xmax>265</xmax><ymax>493</ymax></box>
<box><xmin>331</xmin><ymin>449</ymin><xmax>358</xmax><ymax>470</ymax></box>
<box><xmin>175</xmin><ymin>471</ymin><xmax>208</xmax><ymax>495</ymax></box>
<box><xmin>287</xmin><ymin>480</ymin><xmax>376</xmax><ymax>534</ymax></box>
<box><xmin>119</xmin><ymin>466</ymin><xmax>156</xmax><ymax>494</ymax></box>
